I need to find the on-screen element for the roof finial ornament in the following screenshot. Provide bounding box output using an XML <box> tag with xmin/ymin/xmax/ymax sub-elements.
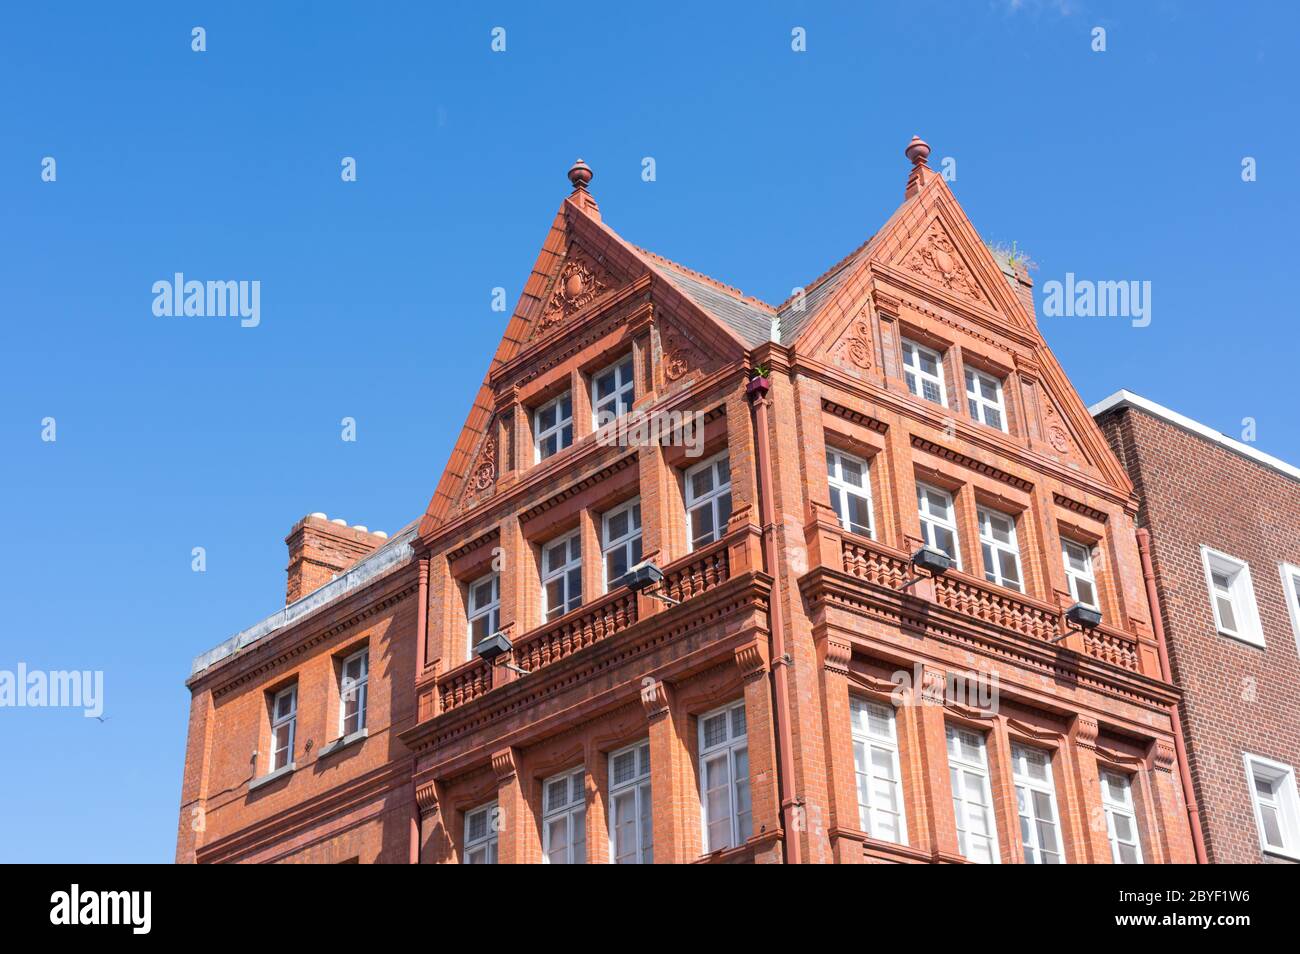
<box><xmin>568</xmin><ymin>158</ymin><xmax>593</xmax><ymax>192</ymax></box>
<box><xmin>905</xmin><ymin>135</ymin><xmax>931</xmax><ymax>167</ymax></box>
<box><xmin>904</xmin><ymin>135</ymin><xmax>931</xmax><ymax>198</ymax></box>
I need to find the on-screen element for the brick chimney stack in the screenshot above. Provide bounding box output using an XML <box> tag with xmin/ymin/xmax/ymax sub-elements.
<box><xmin>284</xmin><ymin>513</ymin><xmax>389</xmax><ymax>604</ymax></box>
<box><xmin>989</xmin><ymin>247</ymin><xmax>1036</xmax><ymax>324</ymax></box>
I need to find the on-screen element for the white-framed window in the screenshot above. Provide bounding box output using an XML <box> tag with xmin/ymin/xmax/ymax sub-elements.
<box><xmin>339</xmin><ymin>648</ymin><xmax>368</xmax><ymax>738</ymax></box>
<box><xmin>978</xmin><ymin>506</ymin><xmax>1023</xmax><ymax>592</ymax></box>
<box><xmin>466</xmin><ymin>572</ymin><xmax>500</xmax><ymax>657</ymax></box>
<box><xmin>699</xmin><ymin>700</ymin><xmax>751</xmax><ymax>853</ymax></box>
<box><xmin>542</xmin><ymin>767</ymin><xmax>587</xmax><ymax>864</ymax></box>
<box><xmin>1282</xmin><ymin>564</ymin><xmax>1300</xmax><ymax>658</ymax></box>
<box><xmin>464</xmin><ymin>802</ymin><xmax>499</xmax><ymax>864</ymax></box>
<box><xmin>270</xmin><ymin>685</ymin><xmax>297</xmax><ymax>772</ymax></box>
<box><xmin>826</xmin><ymin>448</ymin><xmax>874</xmax><ymax>538</ymax></box>
<box><xmin>1243</xmin><ymin>753</ymin><xmax>1300</xmax><ymax>860</ymax></box>
<box><xmin>965</xmin><ymin>367</ymin><xmax>1007</xmax><ymax>431</ymax></box>
<box><xmin>609</xmin><ymin>740</ymin><xmax>653</xmax><ymax>864</ymax></box>
<box><xmin>1199</xmin><ymin>546</ymin><xmax>1264</xmax><ymax>647</ymax></box>
<box><xmin>850</xmin><ymin>697</ymin><xmax>907</xmax><ymax>844</ymax></box>
<box><xmin>1011</xmin><ymin>744</ymin><xmax>1063</xmax><ymax>864</ymax></box>
<box><xmin>592</xmin><ymin>355</ymin><xmax>635</xmax><ymax>428</ymax></box>
<box><xmin>1100</xmin><ymin>770</ymin><xmax>1143</xmax><ymax>864</ymax></box>
<box><xmin>1063</xmin><ymin>538</ymin><xmax>1099</xmax><ymax>609</ymax></box>
<box><xmin>602</xmin><ymin>498</ymin><xmax>643</xmax><ymax>591</ymax></box>
<box><xmin>685</xmin><ymin>452</ymin><xmax>732</xmax><ymax>551</ymax></box>
<box><xmin>541</xmin><ymin>531</ymin><xmax>582</xmax><ymax>622</ymax></box>
<box><xmin>946</xmin><ymin>725</ymin><xmax>999</xmax><ymax>863</ymax></box>
<box><xmin>917</xmin><ymin>483</ymin><xmax>961</xmax><ymax>567</ymax></box>
<box><xmin>533</xmin><ymin>392</ymin><xmax>574</xmax><ymax>462</ymax></box>
<box><xmin>902</xmin><ymin>338</ymin><xmax>947</xmax><ymax>406</ymax></box>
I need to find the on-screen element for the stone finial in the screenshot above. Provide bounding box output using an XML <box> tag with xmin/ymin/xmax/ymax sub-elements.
<box><xmin>567</xmin><ymin>158</ymin><xmax>593</xmax><ymax>192</ymax></box>
<box><xmin>905</xmin><ymin>135</ymin><xmax>931</xmax><ymax>166</ymax></box>
<box><xmin>904</xmin><ymin>136</ymin><xmax>933</xmax><ymax>198</ymax></box>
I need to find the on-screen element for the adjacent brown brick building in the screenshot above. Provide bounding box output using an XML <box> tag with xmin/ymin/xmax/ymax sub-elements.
<box><xmin>1095</xmin><ymin>391</ymin><xmax>1300</xmax><ymax>863</ymax></box>
<box><xmin>177</xmin><ymin>140</ymin><xmax>1198</xmax><ymax>864</ymax></box>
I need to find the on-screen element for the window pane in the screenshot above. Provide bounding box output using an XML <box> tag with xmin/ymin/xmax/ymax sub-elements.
<box><xmin>716</xmin><ymin>492</ymin><xmax>733</xmax><ymax>530</ymax></box>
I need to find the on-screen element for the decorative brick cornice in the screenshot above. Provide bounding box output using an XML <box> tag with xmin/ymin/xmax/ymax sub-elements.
<box><xmin>447</xmin><ymin>527</ymin><xmax>501</xmax><ymax>564</ymax></box>
<box><xmin>823</xmin><ymin>399</ymin><xmax>889</xmax><ymax>435</ymax></box>
<box><xmin>1052</xmin><ymin>492</ymin><xmax>1109</xmax><ymax>524</ymax></box>
<box><xmin>207</xmin><ymin>570</ymin><xmax>418</xmax><ymax>699</ymax></box>
<box><xmin>195</xmin><ymin>761</ymin><xmax>411</xmax><ymax>864</ymax></box>
<box><xmin>518</xmin><ymin>452</ymin><xmax>639</xmax><ymax>522</ymax></box>
<box><xmin>911</xmin><ymin>434</ymin><xmax>1035</xmax><ymax>493</ymax></box>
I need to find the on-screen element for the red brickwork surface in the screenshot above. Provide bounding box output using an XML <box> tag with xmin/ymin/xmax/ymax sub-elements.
<box><xmin>1098</xmin><ymin>405</ymin><xmax>1300</xmax><ymax>864</ymax></box>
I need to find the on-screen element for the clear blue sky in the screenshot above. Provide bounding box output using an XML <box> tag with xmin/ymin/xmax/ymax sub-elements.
<box><xmin>1</xmin><ymin>2</ymin><xmax>1295</xmax><ymax>862</ymax></box>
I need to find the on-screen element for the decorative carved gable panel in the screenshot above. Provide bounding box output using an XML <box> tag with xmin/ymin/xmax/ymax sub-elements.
<box><xmin>831</xmin><ymin>305</ymin><xmax>875</xmax><ymax>374</ymax></box>
<box><xmin>531</xmin><ymin>246</ymin><xmax>615</xmax><ymax>340</ymax></box>
<box><xmin>1041</xmin><ymin>398</ymin><xmax>1077</xmax><ymax>459</ymax></box>
<box><xmin>902</xmin><ymin>220</ymin><xmax>986</xmax><ymax>304</ymax></box>
<box><xmin>458</xmin><ymin>421</ymin><xmax>498</xmax><ymax>510</ymax></box>
<box><xmin>657</xmin><ymin>319</ymin><xmax>712</xmax><ymax>387</ymax></box>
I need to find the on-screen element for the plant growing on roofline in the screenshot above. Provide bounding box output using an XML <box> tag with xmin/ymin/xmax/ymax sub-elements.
<box><xmin>746</xmin><ymin>363</ymin><xmax>771</xmax><ymax>396</ymax></box>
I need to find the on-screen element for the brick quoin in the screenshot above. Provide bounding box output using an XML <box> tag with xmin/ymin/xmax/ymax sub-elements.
<box><xmin>1096</xmin><ymin>394</ymin><xmax>1300</xmax><ymax>864</ymax></box>
<box><xmin>177</xmin><ymin>142</ymin><xmax>1196</xmax><ymax>864</ymax></box>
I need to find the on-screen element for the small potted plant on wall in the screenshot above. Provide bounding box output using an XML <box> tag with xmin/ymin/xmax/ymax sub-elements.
<box><xmin>746</xmin><ymin>363</ymin><xmax>771</xmax><ymax>396</ymax></box>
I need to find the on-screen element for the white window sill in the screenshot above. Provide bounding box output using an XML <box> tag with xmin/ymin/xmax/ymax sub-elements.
<box><xmin>1217</xmin><ymin>628</ymin><xmax>1266</xmax><ymax>649</ymax></box>
<box><xmin>1261</xmin><ymin>844</ymin><xmax>1300</xmax><ymax>862</ymax></box>
<box><xmin>318</xmin><ymin>728</ymin><xmax>368</xmax><ymax>758</ymax></box>
<box><xmin>249</xmin><ymin>762</ymin><xmax>295</xmax><ymax>791</ymax></box>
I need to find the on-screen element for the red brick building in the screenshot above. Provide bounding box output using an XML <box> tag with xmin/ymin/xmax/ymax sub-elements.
<box><xmin>1095</xmin><ymin>391</ymin><xmax>1300</xmax><ymax>864</ymax></box>
<box><xmin>177</xmin><ymin>140</ymin><xmax>1197</xmax><ymax>864</ymax></box>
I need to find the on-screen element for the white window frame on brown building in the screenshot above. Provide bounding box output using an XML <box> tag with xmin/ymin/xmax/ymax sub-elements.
<box><xmin>827</xmin><ymin>447</ymin><xmax>874</xmax><ymax>538</ymax></box>
<box><xmin>608</xmin><ymin>740</ymin><xmax>653</xmax><ymax>864</ymax></box>
<box><xmin>849</xmin><ymin>696</ymin><xmax>907</xmax><ymax>845</ymax></box>
<box><xmin>1278</xmin><ymin>563</ymin><xmax>1300</xmax><ymax>658</ymax></box>
<box><xmin>541</xmin><ymin>531</ymin><xmax>583</xmax><ymax>622</ymax></box>
<box><xmin>946</xmin><ymin>725</ymin><xmax>1000</xmax><ymax>864</ymax></box>
<box><xmin>917</xmin><ymin>482</ymin><xmax>961</xmax><ymax>568</ymax></box>
<box><xmin>601</xmin><ymin>498</ymin><xmax>643</xmax><ymax>592</ymax></box>
<box><xmin>1100</xmin><ymin>770</ymin><xmax>1143</xmax><ymax>864</ymax></box>
<box><xmin>591</xmin><ymin>354</ymin><xmax>635</xmax><ymax>429</ymax></box>
<box><xmin>338</xmin><ymin>647</ymin><xmax>368</xmax><ymax>738</ymax></box>
<box><xmin>1243</xmin><ymin>752</ymin><xmax>1300</xmax><ymax>861</ymax></box>
<box><xmin>466</xmin><ymin>571</ymin><xmax>500</xmax><ymax>658</ymax></box>
<box><xmin>698</xmin><ymin>699</ymin><xmax>751</xmax><ymax>853</ymax></box>
<box><xmin>964</xmin><ymin>366</ymin><xmax>1007</xmax><ymax>432</ymax></box>
<box><xmin>1199</xmin><ymin>545</ymin><xmax>1265</xmax><ymax>647</ymax></box>
<box><xmin>902</xmin><ymin>338</ymin><xmax>947</xmax><ymax>407</ymax></box>
<box><xmin>1062</xmin><ymin>538</ymin><xmax>1100</xmax><ymax>609</ymax></box>
<box><xmin>977</xmin><ymin>506</ymin><xmax>1023</xmax><ymax>592</ymax></box>
<box><xmin>533</xmin><ymin>391</ymin><xmax>574</xmax><ymax>463</ymax></box>
<box><xmin>684</xmin><ymin>452</ymin><xmax>732</xmax><ymax>551</ymax></box>
<box><xmin>464</xmin><ymin>802</ymin><xmax>499</xmax><ymax>864</ymax></box>
<box><xmin>541</xmin><ymin>766</ymin><xmax>587</xmax><ymax>864</ymax></box>
<box><xmin>269</xmin><ymin>684</ymin><xmax>297</xmax><ymax>773</ymax></box>
<box><xmin>1010</xmin><ymin>743</ymin><xmax>1064</xmax><ymax>864</ymax></box>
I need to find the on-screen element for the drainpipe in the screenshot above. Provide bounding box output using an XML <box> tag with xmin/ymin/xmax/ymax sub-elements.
<box><xmin>409</xmin><ymin>761</ymin><xmax>421</xmax><ymax>864</ymax></box>
<box><xmin>411</xmin><ymin>552</ymin><xmax>430</xmax><ymax>865</ymax></box>
<box><xmin>747</xmin><ymin>374</ymin><xmax>803</xmax><ymax>865</ymax></box>
<box><xmin>1136</xmin><ymin>528</ymin><xmax>1208</xmax><ymax>864</ymax></box>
